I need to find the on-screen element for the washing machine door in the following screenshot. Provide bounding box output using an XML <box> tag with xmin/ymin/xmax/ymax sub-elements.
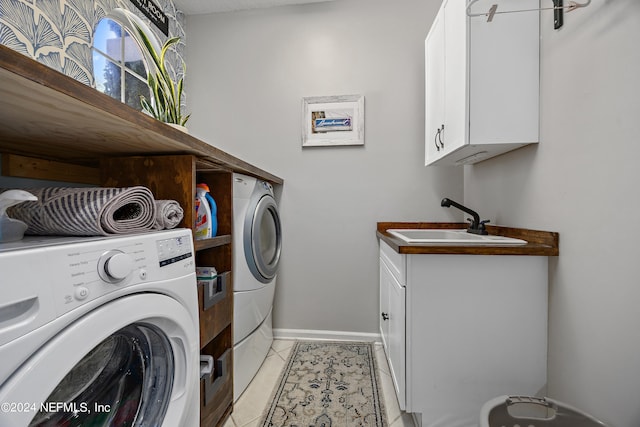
<box><xmin>244</xmin><ymin>192</ymin><xmax>282</xmax><ymax>283</ymax></box>
<box><xmin>0</xmin><ymin>293</ymin><xmax>198</xmax><ymax>427</ymax></box>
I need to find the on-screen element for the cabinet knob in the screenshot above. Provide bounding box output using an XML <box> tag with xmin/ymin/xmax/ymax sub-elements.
<box><xmin>381</xmin><ymin>312</ymin><xmax>389</xmax><ymax>321</ymax></box>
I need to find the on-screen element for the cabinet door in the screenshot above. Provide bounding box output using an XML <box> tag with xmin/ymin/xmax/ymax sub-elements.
<box><xmin>424</xmin><ymin>8</ymin><xmax>445</xmax><ymax>165</ymax></box>
<box><xmin>443</xmin><ymin>0</ymin><xmax>468</xmax><ymax>154</ymax></box>
<box><xmin>379</xmin><ymin>259</ymin><xmax>390</xmax><ymax>352</ymax></box>
<box><xmin>380</xmin><ymin>259</ymin><xmax>406</xmax><ymax>410</ymax></box>
<box><xmin>387</xmin><ymin>267</ymin><xmax>405</xmax><ymax>410</ymax></box>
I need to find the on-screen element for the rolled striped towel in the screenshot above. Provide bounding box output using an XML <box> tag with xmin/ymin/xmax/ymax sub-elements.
<box><xmin>154</xmin><ymin>200</ymin><xmax>184</xmax><ymax>230</ymax></box>
<box><xmin>2</xmin><ymin>186</ymin><xmax>156</xmax><ymax>236</ymax></box>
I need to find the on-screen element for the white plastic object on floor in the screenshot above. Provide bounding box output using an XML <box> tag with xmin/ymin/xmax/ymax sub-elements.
<box><xmin>480</xmin><ymin>395</ymin><xmax>610</xmax><ymax>427</ymax></box>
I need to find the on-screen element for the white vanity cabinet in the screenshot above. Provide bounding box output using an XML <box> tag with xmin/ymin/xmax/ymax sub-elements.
<box><xmin>378</xmin><ymin>239</ymin><xmax>548</xmax><ymax>426</ymax></box>
<box><xmin>424</xmin><ymin>0</ymin><xmax>540</xmax><ymax>166</ymax></box>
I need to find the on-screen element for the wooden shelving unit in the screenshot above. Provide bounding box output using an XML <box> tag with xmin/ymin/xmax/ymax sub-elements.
<box><xmin>101</xmin><ymin>155</ymin><xmax>237</xmax><ymax>426</ymax></box>
<box><xmin>0</xmin><ymin>45</ymin><xmax>282</xmax><ymax>427</ymax></box>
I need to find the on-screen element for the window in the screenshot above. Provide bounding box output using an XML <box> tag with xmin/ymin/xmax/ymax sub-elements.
<box><xmin>92</xmin><ymin>17</ymin><xmax>150</xmax><ymax>111</ymax></box>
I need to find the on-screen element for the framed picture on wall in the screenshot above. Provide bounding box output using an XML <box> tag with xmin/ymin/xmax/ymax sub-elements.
<box><xmin>301</xmin><ymin>95</ymin><xmax>364</xmax><ymax>147</ymax></box>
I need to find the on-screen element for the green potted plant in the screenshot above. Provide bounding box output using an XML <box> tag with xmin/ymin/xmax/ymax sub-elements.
<box><xmin>131</xmin><ymin>21</ymin><xmax>190</xmax><ymax>130</ymax></box>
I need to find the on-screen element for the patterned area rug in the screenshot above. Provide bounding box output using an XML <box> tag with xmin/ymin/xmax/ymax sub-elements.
<box><xmin>261</xmin><ymin>341</ymin><xmax>387</xmax><ymax>427</ymax></box>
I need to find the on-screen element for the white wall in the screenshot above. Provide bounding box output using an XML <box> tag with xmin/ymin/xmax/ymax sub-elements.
<box><xmin>185</xmin><ymin>0</ymin><xmax>462</xmax><ymax>335</ymax></box>
<box><xmin>464</xmin><ymin>1</ymin><xmax>640</xmax><ymax>426</ymax></box>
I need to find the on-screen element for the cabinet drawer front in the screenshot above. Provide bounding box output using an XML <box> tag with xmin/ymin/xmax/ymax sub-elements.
<box><xmin>198</xmin><ymin>271</ymin><xmax>233</xmax><ymax>347</ymax></box>
<box><xmin>200</xmin><ymin>331</ymin><xmax>233</xmax><ymax>427</ymax></box>
<box><xmin>380</xmin><ymin>240</ymin><xmax>405</xmax><ymax>285</ymax></box>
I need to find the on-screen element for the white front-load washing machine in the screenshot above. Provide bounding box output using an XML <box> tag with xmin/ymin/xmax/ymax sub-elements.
<box><xmin>0</xmin><ymin>229</ymin><xmax>200</xmax><ymax>427</ymax></box>
<box><xmin>233</xmin><ymin>173</ymin><xmax>282</xmax><ymax>401</ymax></box>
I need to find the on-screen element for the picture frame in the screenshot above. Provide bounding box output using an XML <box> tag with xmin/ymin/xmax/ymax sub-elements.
<box><xmin>301</xmin><ymin>95</ymin><xmax>364</xmax><ymax>147</ymax></box>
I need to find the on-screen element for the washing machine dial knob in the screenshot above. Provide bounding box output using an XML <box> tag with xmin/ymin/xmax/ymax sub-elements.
<box><xmin>99</xmin><ymin>250</ymin><xmax>134</xmax><ymax>283</ymax></box>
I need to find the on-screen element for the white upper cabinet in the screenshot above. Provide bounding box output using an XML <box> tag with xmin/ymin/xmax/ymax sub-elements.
<box><xmin>425</xmin><ymin>0</ymin><xmax>540</xmax><ymax>166</ymax></box>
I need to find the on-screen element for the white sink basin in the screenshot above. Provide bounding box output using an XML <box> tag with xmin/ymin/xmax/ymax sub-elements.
<box><xmin>387</xmin><ymin>229</ymin><xmax>527</xmax><ymax>245</ymax></box>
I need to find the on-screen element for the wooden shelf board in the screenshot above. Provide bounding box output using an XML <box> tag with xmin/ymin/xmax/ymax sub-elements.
<box><xmin>0</xmin><ymin>45</ymin><xmax>282</xmax><ymax>185</ymax></box>
<box><xmin>195</xmin><ymin>235</ymin><xmax>232</xmax><ymax>252</ymax></box>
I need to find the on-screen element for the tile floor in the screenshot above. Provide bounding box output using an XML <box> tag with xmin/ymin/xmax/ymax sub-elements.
<box><xmin>223</xmin><ymin>340</ymin><xmax>416</xmax><ymax>427</ymax></box>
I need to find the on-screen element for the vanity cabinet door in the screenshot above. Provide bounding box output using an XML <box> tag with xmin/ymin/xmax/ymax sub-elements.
<box><xmin>379</xmin><ymin>260</ymin><xmax>390</xmax><ymax>352</ymax></box>
<box><xmin>379</xmin><ymin>257</ymin><xmax>406</xmax><ymax>410</ymax></box>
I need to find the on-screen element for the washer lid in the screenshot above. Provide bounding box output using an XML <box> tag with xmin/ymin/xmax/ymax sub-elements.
<box><xmin>0</xmin><ymin>293</ymin><xmax>198</xmax><ymax>427</ymax></box>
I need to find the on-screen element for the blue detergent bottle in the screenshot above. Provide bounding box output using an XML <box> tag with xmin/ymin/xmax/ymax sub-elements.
<box><xmin>196</xmin><ymin>183</ymin><xmax>218</xmax><ymax>237</ymax></box>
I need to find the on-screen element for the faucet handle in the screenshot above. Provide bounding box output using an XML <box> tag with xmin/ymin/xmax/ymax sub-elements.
<box><xmin>478</xmin><ymin>219</ymin><xmax>490</xmax><ymax>234</ymax></box>
<box><xmin>467</xmin><ymin>218</ymin><xmax>490</xmax><ymax>235</ymax></box>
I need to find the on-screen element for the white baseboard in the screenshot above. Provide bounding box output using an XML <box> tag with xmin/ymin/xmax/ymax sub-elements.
<box><xmin>274</xmin><ymin>328</ymin><xmax>381</xmax><ymax>343</ymax></box>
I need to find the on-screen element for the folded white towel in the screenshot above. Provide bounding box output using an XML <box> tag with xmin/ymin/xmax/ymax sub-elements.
<box><xmin>154</xmin><ymin>200</ymin><xmax>184</xmax><ymax>230</ymax></box>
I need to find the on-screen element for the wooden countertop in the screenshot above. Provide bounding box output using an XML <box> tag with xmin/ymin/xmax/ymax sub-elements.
<box><xmin>377</xmin><ymin>222</ymin><xmax>559</xmax><ymax>255</ymax></box>
<box><xmin>0</xmin><ymin>45</ymin><xmax>282</xmax><ymax>185</ymax></box>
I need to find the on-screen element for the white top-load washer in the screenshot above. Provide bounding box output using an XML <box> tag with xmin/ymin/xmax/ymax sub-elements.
<box><xmin>232</xmin><ymin>174</ymin><xmax>281</xmax><ymax>400</ymax></box>
<box><xmin>0</xmin><ymin>229</ymin><xmax>200</xmax><ymax>427</ymax></box>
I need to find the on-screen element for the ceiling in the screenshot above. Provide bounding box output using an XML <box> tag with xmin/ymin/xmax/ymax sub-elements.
<box><xmin>172</xmin><ymin>0</ymin><xmax>338</xmax><ymax>15</ymax></box>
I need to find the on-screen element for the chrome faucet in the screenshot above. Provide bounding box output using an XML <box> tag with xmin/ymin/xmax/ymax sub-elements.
<box><xmin>440</xmin><ymin>198</ymin><xmax>489</xmax><ymax>235</ymax></box>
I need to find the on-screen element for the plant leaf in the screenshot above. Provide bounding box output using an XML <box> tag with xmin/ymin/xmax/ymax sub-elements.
<box><xmin>128</xmin><ymin>20</ymin><xmax>189</xmax><ymax>124</ymax></box>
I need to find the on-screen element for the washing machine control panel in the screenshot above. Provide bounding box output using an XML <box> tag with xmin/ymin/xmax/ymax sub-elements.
<box><xmin>48</xmin><ymin>230</ymin><xmax>194</xmax><ymax>317</ymax></box>
<box><xmin>156</xmin><ymin>234</ymin><xmax>192</xmax><ymax>267</ymax></box>
<box><xmin>0</xmin><ymin>229</ymin><xmax>195</xmax><ymax>346</ymax></box>
<box><xmin>261</xmin><ymin>181</ymin><xmax>274</xmax><ymax>195</ymax></box>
